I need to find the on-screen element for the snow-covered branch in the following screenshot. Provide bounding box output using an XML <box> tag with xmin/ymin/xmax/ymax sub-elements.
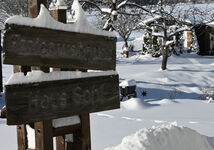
<box><xmin>168</xmin><ymin>27</ymin><xmax>192</xmax><ymax>39</ymax></box>
<box><xmin>150</xmin><ymin>23</ymin><xmax>167</xmax><ymax>30</ymax></box>
<box><xmin>117</xmin><ymin>0</ymin><xmax>129</xmax><ymax>10</ymax></box>
<box><xmin>125</xmin><ymin>2</ymin><xmax>153</xmax><ymax>15</ymax></box>
<box><xmin>79</xmin><ymin>0</ymin><xmax>102</xmax><ymax>12</ymax></box>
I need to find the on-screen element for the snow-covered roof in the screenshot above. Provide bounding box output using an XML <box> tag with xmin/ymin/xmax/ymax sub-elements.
<box><xmin>5</xmin><ymin>0</ymin><xmax>115</xmax><ymax>38</ymax></box>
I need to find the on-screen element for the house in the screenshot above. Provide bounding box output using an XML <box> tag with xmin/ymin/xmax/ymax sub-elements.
<box><xmin>195</xmin><ymin>24</ymin><xmax>214</xmax><ymax>55</ymax></box>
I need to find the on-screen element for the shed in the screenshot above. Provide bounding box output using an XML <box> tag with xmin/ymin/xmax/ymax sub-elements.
<box><xmin>195</xmin><ymin>24</ymin><xmax>214</xmax><ymax>55</ymax></box>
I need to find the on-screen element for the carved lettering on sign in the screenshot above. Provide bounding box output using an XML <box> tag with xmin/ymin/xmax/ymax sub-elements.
<box><xmin>3</xmin><ymin>24</ymin><xmax>116</xmax><ymax>70</ymax></box>
<box><xmin>5</xmin><ymin>75</ymin><xmax>119</xmax><ymax>125</ymax></box>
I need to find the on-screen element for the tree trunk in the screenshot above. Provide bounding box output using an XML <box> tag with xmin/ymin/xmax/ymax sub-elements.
<box><xmin>161</xmin><ymin>29</ymin><xmax>168</xmax><ymax>70</ymax></box>
<box><xmin>161</xmin><ymin>48</ymin><xmax>168</xmax><ymax>70</ymax></box>
<box><xmin>124</xmin><ymin>40</ymin><xmax>128</xmax><ymax>48</ymax></box>
<box><xmin>123</xmin><ymin>39</ymin><xmax>129</xmax><ymax>58</ymax></box>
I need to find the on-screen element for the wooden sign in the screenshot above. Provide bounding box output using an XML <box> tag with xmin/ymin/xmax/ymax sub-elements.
<box><xmin>3</xmin><ymin>24</ymin><xmax>117</xmax><ymax>70</ymax></box>
<box><xmin>5</xmin><ymin>73</ymin><xmax>119</xmax><ymax>125</ymax></box>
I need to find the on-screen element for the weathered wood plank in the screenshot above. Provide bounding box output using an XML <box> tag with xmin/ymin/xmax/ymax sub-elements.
<box><xmin>6</xmin><ymin>74</ymin><xmax>119</xmax><ymax>125</ymax></box>
<box><xmin>17</xmin><ymin>125</ymin><xmax>28</xmax><ymax>150</ymax></box>
<box><xmin>73</xmin><ymin>114</ymin><xmax>91</xmax><ymax>150</ymax></box>
<box><xmin>35</xmin><ymin>120</ymin><xmax>53</xmax><ymax>150</ymax></box>
<box><xmin>56</xmin><ymin>136</ymin><xmax>65</xmax><ymax>150</ymax></box>
<box><xmin>3</xmin><ymin>24</ymin><xmax>117</xmax><ymax>71</ymax></box>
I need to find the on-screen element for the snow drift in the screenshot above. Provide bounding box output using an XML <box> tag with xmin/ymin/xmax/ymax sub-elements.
<box><xmin>121</xmin><ymin>98</ymin><xmax>158</xmax><ymax>110</ymax></box>
<box><xmin>105</xmin><ymin>123</ymin><xmax>214</xmax><ymax>150</ymax></box>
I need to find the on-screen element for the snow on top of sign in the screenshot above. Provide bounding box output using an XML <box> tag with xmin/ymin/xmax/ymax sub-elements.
<box><xmin>5</xmin><ymin>0</ymin><xmax>115</xmax><ymax>37</ymax></box>
<box><xmin>6</xmin><ymin>70</ymin><xmax>117</xmax><ymax>85</ymax></box>
<box><xmin>119</xmin><ymin>79</ymin><xmax>136</xmax><ymax>88</ymax></box>
<box><xmin>52</xmin><ymin>116</ymin><xmax>80</xmax><ymax>128</ymax></box>
<box><xmin>105</xmin><ymin>122</ymin><xmax>213</xmax><ymax>150</ymax></box>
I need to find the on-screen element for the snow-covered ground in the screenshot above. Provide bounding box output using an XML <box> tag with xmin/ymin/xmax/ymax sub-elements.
<box><xmin>1</xmin><ymin>2</ymin><xmax>214</xmax><ymax>150</ymax></box>
<box><xmin>90</xmin><ymin>52</ymin><xmax>214</xmax><ymax>150</ymax></box>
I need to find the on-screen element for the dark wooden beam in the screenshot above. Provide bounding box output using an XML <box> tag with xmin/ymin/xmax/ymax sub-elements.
<box><xmin>6</xmin><ymin>74</ymin><xmax>119</xmax><ymax>125</ymax></box>
<box><xmin>3</xmin><ymin>24</ymin><xmax>117</xmax><ymax>71</ymax></box>
<box><xmin>35</xmin><ymin>120</ymin><xmax>53</xmax><ymax>150</ymax></box>
<box><xmin>56</xmin><ymin>136</ymin><xmax>65</xmax><ymax>150</ymax></box>
<box><xmin>17</xmin><ymin>125</ymin><xmax>28</xmax><ymax>150</ymax></box>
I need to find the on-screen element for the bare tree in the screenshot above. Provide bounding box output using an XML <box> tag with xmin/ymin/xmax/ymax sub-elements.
<box><xmin>0</xmin><ymin>0</ymin><xmax>29</xmax><ymax>29</ymax></box>
<box><xmin>139</xmin><ymin>0</ymin><xmax>214</xmax><ymax>70</ymax></box>
<box><xmin>113</xmin><ymin>13</ymin><xmax>142</xmax><ymax>57</ymax></box>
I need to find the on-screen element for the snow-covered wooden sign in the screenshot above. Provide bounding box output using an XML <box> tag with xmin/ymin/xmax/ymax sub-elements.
<box><xmin>3</xmin><ymin>4</ymin><xmax>117</xmax><ymax>70</ymax></box>
<box><xmin>3</xmin><ymin>2</ymin><xmax>119</xmax><ymax>126</ymax></box>
<box><xmin>5</xmin><ymin>71</ymin><xmax>119</xmax><ymax>125</ymax></box>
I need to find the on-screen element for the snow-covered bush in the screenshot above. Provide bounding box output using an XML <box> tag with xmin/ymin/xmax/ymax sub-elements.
<box><xmin>202</xmin><ymin>87</ymin><xmax>214</xmax><ymax>103</ymax></box>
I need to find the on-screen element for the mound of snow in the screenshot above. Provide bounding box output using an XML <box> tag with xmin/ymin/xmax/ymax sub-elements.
<box><xmin>120</xmin><ymin>79</ymin><xmax>136</xmax><ymax>88</ymax></box>
<box><xmin>121</xmin><ymin>98</ymin><xmax>156</xmax><ymax>110</ymax></box>
<box><xmin>150</xmin><ymin>99</ymin><xmax>175</xmax><ymax>105</ymax></box>
<box><xmin>105</xmin><ymin>122</ymin><xmax>214</xmax><ymax>150</ymax></box>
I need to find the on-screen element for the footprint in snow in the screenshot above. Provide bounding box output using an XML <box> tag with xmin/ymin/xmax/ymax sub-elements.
<box><xmin>122</xmin><ymin>117</ymin><xmax>142</xmax><ymax>122</ymax></box>
<box><xmin>96</xmin><ymin>113</ymin><xmax>114</xmax><ymax>119</ymax></box>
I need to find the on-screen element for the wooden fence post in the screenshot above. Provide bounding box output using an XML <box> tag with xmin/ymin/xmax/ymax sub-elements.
<box><xmin>17</xmin><ymin>125</ymin><xmax>28</xmax><ymax>150</ymax></box>
<box><xmin>56</xmin><ymin>136</ymin><xmax>66</xmax><ymax>150</ymax></box>
<box><xmin>73</xmin><ymin>114</ymin><xmax>91</xmax><ymax>150</ymax></box>
<box><xmin>14</xmin><ymin>63</ymin><xmax>30</xmax><ymax>150</ymax></box>
<box><xmin>28</xmin><ymin>0</ymin><xmax>48</xmax><ymax>18</ymax></box>
<box><xmin>35</xmin><ymin>120</ymin><xmax>53</xmax><ymax>150</ymax></box>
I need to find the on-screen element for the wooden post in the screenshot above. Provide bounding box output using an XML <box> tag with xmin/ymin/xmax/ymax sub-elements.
<box><xmin>17</xmin><ymin>125</ymin><xmax>28</xmax><ymax>150</ymax></box>
<box><xmin>14</xmin><ymin>63</ymin><xmax>29</xmax><ymax>150</ymax></box>
<box><xmin>56</xmin><ymin>136</ymin><xmax>65</xmax><ymax>150</ymax></box>
<box><xmin>28</xmin><ymin>0</ymin><xmax>48</xmax><ymax>18</ymax></box>
<box><xmin>29</xmin><ymin>0</ymin><xmax>49</xmax><ymax>72</ymax></box>
<box><xmin>35</xmin><ymin>120</ymin><xmax>53</xmax><ymax>150</ymax></box>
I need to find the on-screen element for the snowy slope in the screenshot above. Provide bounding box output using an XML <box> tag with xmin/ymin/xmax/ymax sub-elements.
<box><xmin>105</xmin><ymin>123</ymin><xmax>213</xmax><ymax>150</ymax></box>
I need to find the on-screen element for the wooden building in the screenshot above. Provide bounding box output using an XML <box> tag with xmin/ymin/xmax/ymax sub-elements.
<box><xmin>195</xmin><ymin>24</ymin><xmax>214</xmax><ymax>55</ymax></box>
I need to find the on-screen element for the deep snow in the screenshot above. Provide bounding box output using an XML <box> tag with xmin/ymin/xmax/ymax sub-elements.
<box><xmin>105</xmin><ymin>122</ymin><xmax>213</xmax><ymax>150</ymax></box>
<box><xmin>1</xmin><ymin>2</ymin><xmax>214</xmax><ymax>150</ymax></box>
